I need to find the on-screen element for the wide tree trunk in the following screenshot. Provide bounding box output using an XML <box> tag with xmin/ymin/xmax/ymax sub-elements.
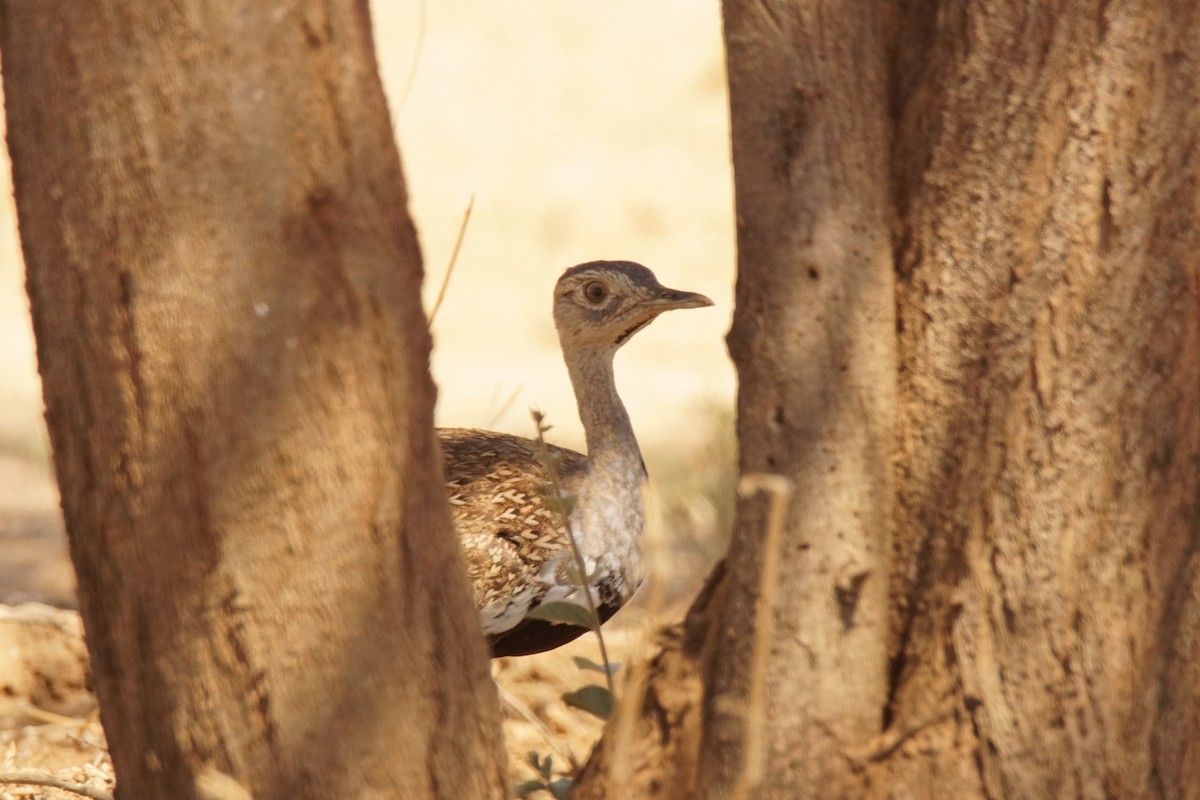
<box><xmin>885</xmin><ymin>1</ymin><xmax>1200</xmax><ymax>796</ymax></box>
<box><xmin>2</xmin><ymin>3</ymin><xmax>506</xmax><ymax>799</ymax></box>
<box><xmin>576</xmin><ymin>1</ymin><xmax>1200</xmax><ymax>798</ymax></box>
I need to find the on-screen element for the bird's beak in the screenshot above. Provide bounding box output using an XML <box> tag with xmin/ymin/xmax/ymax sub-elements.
<box><xmin>648</xmin><ymin>287</ymin><xmax>714</xmax><ymax>312</ymax></box>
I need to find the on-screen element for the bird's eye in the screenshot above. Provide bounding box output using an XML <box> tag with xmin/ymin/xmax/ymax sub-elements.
<box><xmin>583</xmin><ymin>281</ymin><xmax>607</xmax><ymax>304</ymax></box>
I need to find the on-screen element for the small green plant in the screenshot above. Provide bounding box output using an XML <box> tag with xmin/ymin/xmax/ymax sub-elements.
<box><xmin>528</xmin><ymin>410</ymin><xmax>618</xmax><ymax>703</ymax></box>
<box><xmin>510</xmin><ymin>411</ymin><xmax>632</xmax><ymax>799</ymax></box>
<box><xmin>515</xmin><ymin>752</ymin><xmax>573</xmax><ymax>799</ymax></box>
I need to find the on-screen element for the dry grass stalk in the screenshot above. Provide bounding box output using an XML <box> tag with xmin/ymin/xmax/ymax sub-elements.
<box><xmin>495</xmin><ymin>681</ymin><xmax>581</xmax><ymax>770</ymax></box>
<box><xmin>426</xmin><ymin>194</ymin><xmax>475</xmax><ymax>328</ymax></box>
<box><xmin>194</xmin><ymin>766</ymin><xmax>254</xmax><ymax>800</ymax></box>
<box><xmin>730</xmin><ymin>472</ymin><xmax>793</xmax><ymax>800</ymax></box>
<box><xmin>391</xmin><ymin>0</ymin><xmax>427</xmax><ymax>114</ymax></box>
<box><xmin>485</xmin><ymin>384</ymin><xmax>523</xmax><ymax>429</ymax></box>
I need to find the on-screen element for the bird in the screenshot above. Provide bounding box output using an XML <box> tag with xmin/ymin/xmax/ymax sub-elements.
<box><xmin>439</xmin><ymin>260</ymin><xmax>712</xmax><ymax>657</ymax></box>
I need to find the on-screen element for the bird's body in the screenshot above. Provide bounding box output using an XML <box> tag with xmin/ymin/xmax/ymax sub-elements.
<box><xmin>440</xmin><ymin>261</ymin><xmax>711</xmax><ymax>657</ymax></box>
<box><xmin>440</xmin><ymin>427</ymin><xmax>639</xmax><ymax>656</ymax></box>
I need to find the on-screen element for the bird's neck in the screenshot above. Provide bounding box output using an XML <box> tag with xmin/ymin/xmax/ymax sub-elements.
<box><xmin>564</xmin><ymin>349</ymin><xmax>643</xmax><ymax>474</ymax></box>
<box><xmin>562</xmin><ymin>347</ymin><xmax>647</xmax><ymax>605</ymax></box>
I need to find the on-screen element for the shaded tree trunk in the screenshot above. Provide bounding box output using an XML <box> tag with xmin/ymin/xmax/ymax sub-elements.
<box><xmin>576</xmin><ymin>1</ymin><xmax>1200</xmax><ymax>798</ymax></box>
<box><xmin>885</xmin><ymin>1</ymin><xmax>1200</xmax><ymax>795</ymax></box>
<box><xmin>700</xmin><ymin>1</ymin><xmax>896</xmax><ymax>796</ymax></box>
<box><xmin>2</xmin><ymin>2</ymin><xmax>506</xmax><ymax>798</ymax></box>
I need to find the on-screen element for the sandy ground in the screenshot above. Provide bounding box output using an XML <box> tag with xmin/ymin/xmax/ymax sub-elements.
<box><xmin>0</xmin><ymin>2</ymin><xmax>734</xmax><ymax>796</ymax></box>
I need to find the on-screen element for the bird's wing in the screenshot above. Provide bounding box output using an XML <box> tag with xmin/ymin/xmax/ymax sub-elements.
<box><xmin>438</xmin><ymin>428</ymin><xmax>588</xmax><ymax>636</ymax></box>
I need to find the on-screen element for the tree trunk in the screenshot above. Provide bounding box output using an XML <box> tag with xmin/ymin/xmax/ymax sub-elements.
<box><xmin>2</xmin><ymin>2</ymin><xmax>506</xmax><ymax>798</ymax></box>
<box><xmin>700</xmin><ymin>1</ymin><xmax>896</xmax><ymax>796</ymax></box>
<box><xmin>576</xmin><ymin>1</ymin><xmax>1200</xmax><ymax>798</ymax></box>
<box><xmin>885</xmin><ymin>1</ymin><xmax>1200</xmax><ymax>796</ymax></box>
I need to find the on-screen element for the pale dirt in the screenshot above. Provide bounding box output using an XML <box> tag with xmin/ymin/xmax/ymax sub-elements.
<box><xmin>0</xmin><ymin>2</ymin><xmax>733</xmax><ymax>796</ymax></box>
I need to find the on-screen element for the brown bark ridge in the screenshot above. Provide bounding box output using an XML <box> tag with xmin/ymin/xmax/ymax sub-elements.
<box><xmin>886</xmin><ymin>1</ymin><xmax>1200</xmax><ymax>797</ymax></box>
<box><xmin>576</xmin><ymin>1</ymin><xmax>1200</xmax><ymax>799</ymax></box>
<box><xmin>2</xmin><ymin>2</ymin><xmax>505</xmax><ymax>798</ymax></box>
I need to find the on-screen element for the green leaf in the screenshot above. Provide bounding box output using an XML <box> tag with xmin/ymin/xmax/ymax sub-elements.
<box><xmin>548</xmin><ymin>778</ymin><xmax>573</xmax><ymax>800</ymax></box>
<box><xmin>527</xmin><ymin>601</ymin><xmax>595</xmax><ymax>628</ymax></box>
<box><xmin>572</xmin><ymin>656</ymin><xmax>622</xmax><ymax>676</ymax></box>
<box><xmin>563</xmin><ymin>685</ymin><xmax>614</xmax><ymax>720</ymax></box>
<box><xmin>515</xmin><ymin>780</ymin><xmax>547</xmax><ymax>797</ymax></box>
<box><xmin>525</xmin><ymin>751</ymin><xmax>553</xmax><ymax>779</ymax></box>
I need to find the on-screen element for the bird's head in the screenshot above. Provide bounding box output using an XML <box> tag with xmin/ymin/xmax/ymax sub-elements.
<box><xmin>553</xmin><ymin>261</ymin><xmax>712</xmax><ymax>355</ymax></box>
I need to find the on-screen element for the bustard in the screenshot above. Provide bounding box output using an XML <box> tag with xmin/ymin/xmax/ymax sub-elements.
<box><xmin>441</xmin><ymin>261</ymin><xmax>712</xmax><ymax>657</ymax></box>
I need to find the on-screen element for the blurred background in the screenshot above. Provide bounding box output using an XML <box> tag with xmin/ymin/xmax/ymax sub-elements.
<box><xmin>0</xmin><ymin>1</ymin><xmax>737</xmax><ymax>607</ymax></box>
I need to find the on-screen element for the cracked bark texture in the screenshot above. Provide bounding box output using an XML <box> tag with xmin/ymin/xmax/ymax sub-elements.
<box><xmin>576</xmin><ymin>1</ymin><xmax>1200</xmax><ymax>798</ymax></box>
<box><xmin>887</xmin><ymin>0</ymin><xmax>1200</xmax><ymax>796</ymax></box>
<box><xmin>2</xmin><ymin>2</ymin><xmax>506</xmax><ymax>798</ymax></box>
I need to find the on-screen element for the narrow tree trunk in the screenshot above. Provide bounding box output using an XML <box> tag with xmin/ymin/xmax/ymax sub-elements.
<box><xmin>576</xmin><ymin>1</ymin><xmax>1200</xmax><ymax>798</ymax></box>
<box><xmin>2</xmin><ymin>3</ymin><xmax>506</xmax><ymax>798</ymax></box>
<box><xmin>576</xmin><ymin>2</ymin><xmax>895</xmax><ymax>797</ymax></box>
<box><xmin>699</xmin><ymin>0</ymin><xmax>896</xmax><ymax>797</ymax></box>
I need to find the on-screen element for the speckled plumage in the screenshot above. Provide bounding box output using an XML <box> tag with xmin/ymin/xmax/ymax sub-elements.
<box><xmin>440</xmin><ymin>428</ymin><xmax>586</xmax><ymax>627</ymax></box>
<box><xmin>442</xmin><ymin>261</ymin><xmax>712</xmax><ymax>657</ymax></box>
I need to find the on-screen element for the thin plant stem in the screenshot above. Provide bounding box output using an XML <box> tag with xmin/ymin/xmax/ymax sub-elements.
<box><xmin>730</xmin><ymin>472</ymin><xmax>794</xmax><ymax>800</ymax></box>
<box><xmin>531</xmin><ymin>410</ymin><xmax>616</xmax><ymax>697</ymax></box>
<box><xmin>392</xmin><ymin>0</ymin><xmax>426</xmax><ymax>114</ymax></box>
<box><xmin>495</xmin><ymin>681</ymin><xmax>580</xmax><ymax>770</ymax></box>
<box><xmin>426</xmin><ymin>194</ymin><xmax>474</xmax><ymax>328</ymax></box>
<box><xmin>486</xmin><ymin>383</ymin><xmax>523</xmax><ymax>429</ymax></box>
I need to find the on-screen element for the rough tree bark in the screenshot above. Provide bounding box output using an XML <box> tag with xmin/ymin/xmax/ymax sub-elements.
<box><xmin>698</xmin><ymin>1</ymin><xmax>896</xmax><ymax>796</ymax></box>
<box><xmin>886</xmin><ymin>1</ymin><xmax>1200</xmax><ymax>796</ymax></box>
<box><xmin>2</xmin><ymin>2</ymin><xmax>506</xmax><ymax>799</ymax></box>
<box><xmin>576</xmin><ymin>1</ymin><xmax>1200</xmax><ymax>798</ymax></box>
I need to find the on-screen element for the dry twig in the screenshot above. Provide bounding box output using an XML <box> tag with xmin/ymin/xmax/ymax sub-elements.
<box><xmin>426</xmin><ymin>194</ymin><xmax>475</xmax><ymax>328</ymax></box>
<box><xmin>730</xmin><ymin>472</ymin><xmax>794</xmax><ymax>800</ymax></box>
<box><xmin>0</xmin><ymin>771</ymin><xmax>113</xmax><ymax>800</ymax></box>
<box><xmin>494</xmin><ymin>681</ymin><xmax>580</xmax><ymax>770</ymax></box>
